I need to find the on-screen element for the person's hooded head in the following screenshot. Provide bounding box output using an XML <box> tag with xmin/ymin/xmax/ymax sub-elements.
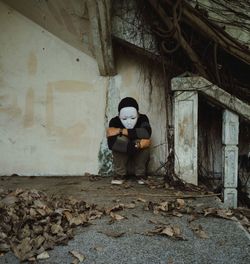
<box><xmin>118</xmin><ymin>97</ymin><xmax>139</xmax><ymax>129</ymax></box>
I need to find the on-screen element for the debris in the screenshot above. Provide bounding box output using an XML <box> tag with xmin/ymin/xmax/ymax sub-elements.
<box><xmin>167</xmin><ymin>256</ymin><xmax>174</xmax><ymax>264</ymax></box>
<box><xmin>203</xmin><ymin>208</ymin><xmax>233</xmax><ymax>220</ymax></box>
<box><xmin>124</xmin><ymin>202</ymin><xmax>136</xmax><ymax>209</ymax></box>
<box><xmin>131</xmin><ymin>213</ymin><xmax>139</xmax><ymax>218</ymax></box>
<box><xmin>99</xmin><ymin>230</ymin><xmax>125</xmax><ymax>238</ymax></box>
<box><xmin>93</xmin><ymin>246</ymin><xmax>103</xmax><ymax>252</ymax></box>
<box><xmin>37</xmin><ymin>251</ymin><xmax>50</xmax><ymax>260</ymax></box>
<box><xmin>145</xmin><ymin>199</ymin><xmax>185</xmax><ymax>216</ymax></box>
<box><xmin>190</xmin><ymin>224</ymin><xmax>209</xmax><ymax>239</ymax></box>
<box><xmin>106</xmin><ymin>204</ymin><xmax>125</xmax><ymax>214</ymax></box>
<box><xmin>188</xmin><ymin>213</ymin><xmax>199</xmax><ymax>223</ymax></box>
<box><xmin>137</xmin><ymin>197</ymin><xmax>147</xmax><ymax>203</ymax></box>
<box><xmin>147</xmin><ymin>224</ymin><xmax>186</xmax><ymax>240</ymax></box>
<box><xmin>110</xmin><ymin>212</ymin><xmax>125</xmax><ymax>221</ymax></box>
<box><xmin>161</xmin><ymin>226</ymin><xmax>174</xmax><ymax>237</ymax></box>
<box><xmin>176</xmin><ymin>198</ymin><xmax>185</xmax><ymax>209</ymax></box>
<box><xmin>0</xmin><ymin>242</ymin><xmax>10</xmax><ymax>252</ymax></box>
<box><xmin>69</xmin><ymin>250</ymin><xmax>85</xmax><ymax>262</ymax></box>
<box><xmin>123</xmin><ymin>183</ymin><xmax>132</xmax><ymax>189</ymax></box>
<box><xmin>171</xmin><ymin>210</ymin><xmax>183</xmax><ymax>217</ymax></box>
<box><xmin>88</xmin><ymin>174</ymin><xmax>101</xmax><ymax>182</ymax></box>
<box><xmin>0</xmin><ymin>189</ymin><xmax>103</xmax><ymax>261</ymax></box>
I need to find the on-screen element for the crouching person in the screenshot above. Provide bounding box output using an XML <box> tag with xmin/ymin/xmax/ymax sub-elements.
<box><xmin>106</xmin><ymin>97</ymin><xmax>152</xmax><ymax>185</ymax></box>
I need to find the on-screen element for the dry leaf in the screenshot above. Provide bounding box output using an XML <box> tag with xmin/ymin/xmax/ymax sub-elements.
<box><xmin>123</xmin><ymin>183</ymin><xmax>132</xmax><ymax>189</ymax></box>
<box><xmin>216</xmin><ymin>209</ymin><xmax>233</xmax><ymax>219</ymax></box>
<box><xmin>204</xmin><ymin>207</ymin><xmax>217</xmax><ymax>217</ymax></box>
<box><xmin>36</xmin><ymin>208</ymin><xmax>46</xmax><ymax>216</ymax></box>
<box><xmin>33</xmin><ymin>200</ymin><xmax>46</xmax><ymax>209</ymax></box>
<box><xmin>147</xmin><ymin>224</ymin><xmax>186</xmax><ymax>240</ymax></box>
<box><xmin>0</xmin><ymin>188</ymin><xmax>104</xmax><ymax>261</ymax></box>
<box><xmin>0</xmin><ymin>195</ymin><xmax>18</xmax><ymax>206</ymax></box>
<box><xmin>12</xmin><ymin>237</ymin><xmax>32</xmax><ymax>260</ymax></box>
<box><xmin>172</xmin><ymin>210</ymin><xmax>183</xmax><ymax>217</ymax></box>
<box><xmin>71</xmin><ymin>259</ymin><xmax>79</xmax><ymax>264</ymax></box>
<box><xmin>93</xmin><ymin>246</ymin><xmax>103</xmax><ymax>251</ymax></box>
<box><xmin>32</xmin><ymin>225</ymin><xmax>44</xmax><ymax>235</ymax></box>
<box><xmin>124</xmin><ymin>203</ymin><xmax>136</xmax><ymax>209</ymax></box>
<box><xmin>167</xmin><ymin>256</ymin><xmax>174</xmax><ymax>264</ymax></box>
<box><xmin>0</xmin><ymin>242</ymin><xmax>10</xmax><ymax>252</ymax></box>
<box><xmin>176</xmin><ymin>199</ymin><xmax>185</xmax><ymax>209</ymax></box>
<box><xmin>149</xmin><ymin>219</ymin><xmax>159</xmax><ymax>225</ymax></box>
<box><xmin>173</xmin><ymin>225</ymin><xmax>181</xmax><ymax>236</ymax></box>
<box><xmin>131</xmin><ymin>214</ymin><xmax>139</xmax><ymax>218</ymax></box>
<box><xmin>70</xmin><ymin>214</ymin><xmax>88</xmax><ymax>226</ymax></box>
<box><xmin>188</xmin><ymin>213</ymin><xmax>199</xmax><ymax>223</ymax></box>
<box><xmin>100</xmin><ymin>231</ymin><xmax>125</xmax><ymax>238</ymax></box>
<box><xmin>37</xmin><ymin>251</ymin><xmax>50</xmax><ymax>260</ymax></box>
<box><xmin>32</xmin><ymin>235</ymin><xmax>45</xmax><ymax>249</ymax></box>
<box><xmin>106</xmin><ymin>204</ymin><xmax>124</xmax><ymax>214</ymax></box>
<box><xmin>51</xmin><ymin>224</ymin><xmax>64</xmax><ymax>234</ymax></box>
<box><xmin>190</xmin><ymin>224</ymin><xmax>209</xmax><ymax>239</ymax></box>
<box><xmin>158</xmin><ymin>201</ymin><xmax>169</xmax><ymax>212</ymax></box>
<box><xmin>110</xmin><ymin>212</ymin><xmax>125</xmax><ymax>221</ymax></box>
<box><xmin>137</xmin><ymin>197</ymin><xmax>146</xmax><ymax>203</ymax></box>
<box><xmin>161</xmin><ymin>227</ymin><xmax>174</xmax><ymax>237</ymax></box>
<box><xmin>29</xmin><ymin>208</ymin><xmax>37</xmax><ymax>217</ymax></box>
<box><xmin>0</xmin><ymin>232</ymin><xmax>7</xmax><ymax>240</ymax></box>
<box><xmin>69</xmin><ymin>250</ymin><xmax>85</xmax><ymax>262</ymax></box>
<box><xmin>64</xmin><ymin>211</ymin><xmax>73</xmax><ymax>222</ymax></box>
<box><xmin>88</xmin><ymin>210</ymin><xmax>103</xmax><ymax>220</ymax></box>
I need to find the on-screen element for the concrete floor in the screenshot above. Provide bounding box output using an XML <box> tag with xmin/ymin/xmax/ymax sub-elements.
<box><xmin>0</xmin><ymin>175</ymin><xmax>193</xmax><ymax>206</ymax></box>
<box><xmin>0</xmin><ymin>176</ymin><xmax>250</xmax><ymax>264</ymax></box>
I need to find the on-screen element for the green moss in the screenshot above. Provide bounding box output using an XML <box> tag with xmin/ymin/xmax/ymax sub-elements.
<box><xmin>98</xmin><ymin>141</ymin><xmax>113</xmax><ymax>176</ymax></box>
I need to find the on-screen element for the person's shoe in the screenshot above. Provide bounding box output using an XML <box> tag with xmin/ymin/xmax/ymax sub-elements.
<box><xmin>137</xmin><ymin>177</ymin><xmax>147</xmax><ymax>185</ymax></box>
<box><xmin>111</xmin><ymin>175</ymin><xmax>124</xmax><ymax>185</ymax></box>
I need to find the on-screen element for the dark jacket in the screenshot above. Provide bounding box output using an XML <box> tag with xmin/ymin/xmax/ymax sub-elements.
<box><xmin>107</xmin><ymin>114</ymin><xmax>152</xmax><ymax>154</ymax></box>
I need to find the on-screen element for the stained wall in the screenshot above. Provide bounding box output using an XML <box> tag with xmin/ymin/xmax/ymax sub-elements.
<box><xmin>0</xmin><ymin>1</ymin><xmax>167</xmax><ymax>176</ymax></box>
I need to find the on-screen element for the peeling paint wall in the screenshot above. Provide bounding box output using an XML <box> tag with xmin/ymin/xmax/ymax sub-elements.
<box><xmin>0</xmin><ymin>1</ymin><xmax>107</xmax><ymax>175</ymax></box>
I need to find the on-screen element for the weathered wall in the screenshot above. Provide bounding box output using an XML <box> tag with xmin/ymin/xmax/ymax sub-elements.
<box><xmin>189</xmin><ymin>0</ymin><xmax>250</xmax><ymax>48</ymax></box>
<box><xmin>2</xmin><ymin>0</ymin><xmax>93</xmax><ymax>56</ymax></box>
<box><xmin>0</xmin><ymin>1</ymin><xmax>167</xmax><ymax>176</ymax></box>
<box><xmin>99</xmin><ymin>48</ymin><xmax>168</xmax><ymax>175</ymax></box>
<box><xmin>0</xmin><ymin>1</ymin><xmax>107</xmax><ymax>175</ymax></box>
<box><xmin>198</xmin><ymin>99</ymin><xmax>222</xmax><ymax>182</ymax></box>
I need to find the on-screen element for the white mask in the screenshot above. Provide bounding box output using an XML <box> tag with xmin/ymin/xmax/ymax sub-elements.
<box><xmin>119</xmin><ymin>107</ymin><xmax>138</xmax><ymax>129</ymax></box>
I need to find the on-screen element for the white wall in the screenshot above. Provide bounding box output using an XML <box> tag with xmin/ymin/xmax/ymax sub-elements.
<box><xmin>0</xmin><ymin>1</ymin><xmax>167</xmax><ymax>176</ymax></box>
<box><xmin>0</xmin><ymin>1</ymin><xmax>107</xmax><ymax>175</ymax></box>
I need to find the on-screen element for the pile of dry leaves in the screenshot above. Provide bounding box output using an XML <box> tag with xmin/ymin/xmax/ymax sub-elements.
<box><xmin>0</xmin><ymin>188</ymin><xmax>103</xmax><ymax>261</ymax></box>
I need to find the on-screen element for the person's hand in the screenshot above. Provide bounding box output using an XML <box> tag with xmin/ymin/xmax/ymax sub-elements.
<box><xmin>135</xmin><ymin>139</ymin><xmax>151</xmax><ymax>149</ymax></box>
<box><xmin>106</xmin><ymin>127</ymin><xmax>120</xmax><ymax>137</ymax></box>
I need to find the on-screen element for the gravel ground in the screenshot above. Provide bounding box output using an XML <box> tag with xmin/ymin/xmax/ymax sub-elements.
<box><xmin>0</xmin><ymin>176</ymin><xmax>250</xmax><ymax>264</ymax></box>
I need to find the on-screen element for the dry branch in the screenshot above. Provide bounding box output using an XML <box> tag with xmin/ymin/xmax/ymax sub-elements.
<box><xmin>164</xmin><ymin>0</ymin><xmax>250</xmax><ymax>65</ymax></box>
<box><xmin>147</xmin><ymin>0</ymin><xmax>209</xmax><ymax>78</ymax></box>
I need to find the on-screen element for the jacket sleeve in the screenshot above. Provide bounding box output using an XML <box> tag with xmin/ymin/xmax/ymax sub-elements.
<box><xmin>127</xmin><ymin>115</ymin><xmax>152</xmax><ymax>140</ymax></box>
<box><xmin>107</xmin><ymin>118</ymin><xmax>137</xmax><ymax>154</ymax></box>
